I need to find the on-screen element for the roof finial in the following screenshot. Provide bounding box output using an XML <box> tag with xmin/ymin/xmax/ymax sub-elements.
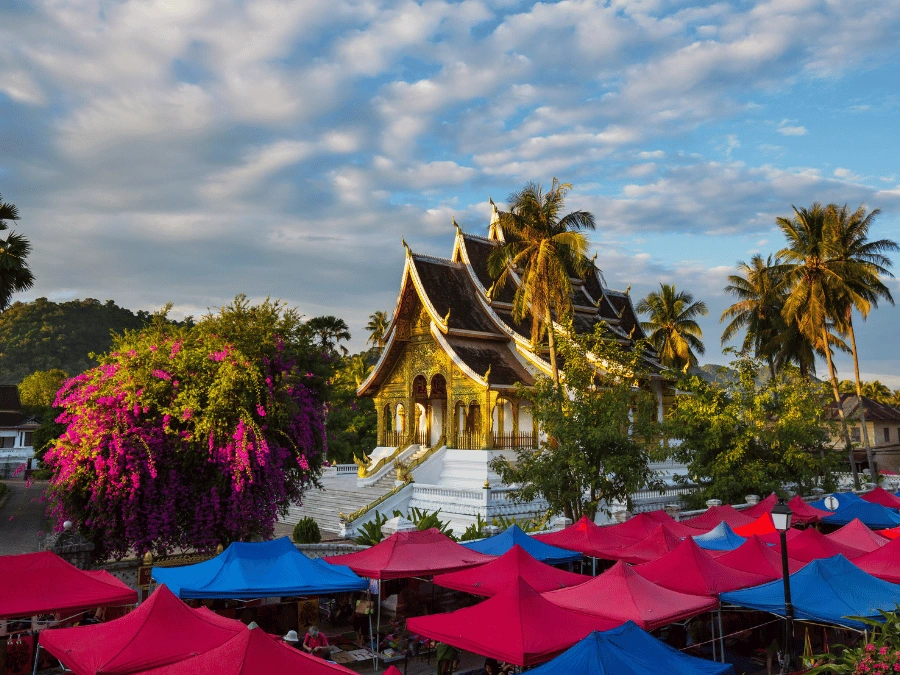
<box><xmin>489</xmin><ymin>197</ymin><xmax>500</xmax><ymax>225</ymax></box>
<box><xmin>444</xmin><ymin>307</ymin><xmax>451</xmax><ymax>326</ymax></box>
<box><xmin>484</xmin><ymin>364</ymin><xmax>491</xmax><ymax>383</ymax></box>
<box><xmin>452</xmin><ymin>216</ymin><xmax>460</xmax><ymax>232</ymax></box>
<box><xmin>625</xmin><ymin>284</ymin><xmax>631</xmax><ymax>296</ymax></box>
<box><xmin>402</xmin><ymin>237</ymin><xmax>410</xmax><ymax>255</ymax></box>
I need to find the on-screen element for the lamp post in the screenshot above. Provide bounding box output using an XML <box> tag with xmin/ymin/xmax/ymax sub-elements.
<box><xmin>771</xmin><ymin>499</ymin><xmax>794</xmax><ymax>675</ymax></box>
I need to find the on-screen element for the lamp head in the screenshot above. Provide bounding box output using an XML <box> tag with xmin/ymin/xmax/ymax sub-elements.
<box><xmin>771</xmin><ymin>499</ymin><xmax>793</xmax><ymax>532</ymax></box>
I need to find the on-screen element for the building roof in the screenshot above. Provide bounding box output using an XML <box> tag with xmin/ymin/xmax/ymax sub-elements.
<box><xmin>0</xmin><ymin>412</ymin><xmax>23</xmax><ymax>427</ymax></box>
<box><xmin>0</xmin><ymin>385</ymin><xmax>21</xmax><ymax>411</ymax></box>
<box><xmin>827</xmin><ymin>394</ymin><xmax>900</xmax><ymax>422</ymax></box>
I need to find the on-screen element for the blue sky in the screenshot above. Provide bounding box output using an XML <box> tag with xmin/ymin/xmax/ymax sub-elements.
<box><xmin>1</xmin><ymin>0</ymin><xmax>899</xmax><ymax>385</ymax></box>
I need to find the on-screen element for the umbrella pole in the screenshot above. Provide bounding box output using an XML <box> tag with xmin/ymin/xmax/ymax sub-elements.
<box><xmin>718</xmin><ymin>609</ymin><xmax>725</xmax><ymax>663</ymax></box>
<box><xmin>32</xmin><ymin>642</ymin><xmax>41</xmax><ymax>675</ymax></box>
<box><xmin>368</xmin><ymin>609</ymin><xmax>376</xmax><ymax>671</ymax></box>
<box><xmin>711</xmin><ymin>612</ymin><xmax>717</xmax><ymax>662</ymax></box>
<box><xmin>592</xmin><ymin>557</ymin><xmax>596</xmax><ymax>576</ymax></box>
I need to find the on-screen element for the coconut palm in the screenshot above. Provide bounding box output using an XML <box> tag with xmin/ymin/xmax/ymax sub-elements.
<box><xmin>305</xmin><ymin>315</ymin><xmax>351</xmax><ymax>356</ymax></box>
<box><xmin>890</xmin><ymin>390</ymin><xmax>900</xmax><ymax>409</ymax></box>
<box><xmin>637</xmin><ymin>284</ymin><xmax>708</xmax><ymax>371</ymax></box>
<box><xmin>365</xmin><ymin>310</ymin><xmax>390</xmax><ymax>351</ymax></box>
<box><xmin>487</xmin><ymin>179</ymin><xmax>595</xmax><ymax>385</ymax></box>
<box><xmin>0</xmin><ymin>195</ymin><xmax>34</xmax><ymax>311</ymax></box>
<box><xmin>828</xmin><ymin>203</ymin><xmax>897</xmax><ymax>471</ymax></box>
<box><xmin>863</xmin><ymin>380</ymin><xmax>893</xmax><ymax>404</ymax></box>
<box><xmin>720</xmin><ymin>254</ymin><xmax>784</xmax><ymax>378</ymax></box>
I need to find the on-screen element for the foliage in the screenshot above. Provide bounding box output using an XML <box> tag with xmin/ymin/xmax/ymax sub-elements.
<box><xmin>0</xmin><ymin>482</ymin><xmax>8</xmax><ymax>500</ymax></box>
<box><xmin>667</xmin><ymin>351</ymin><xmax>840</xmax><ymax>508</ymax></box>
<box><xmin>0</xmin><ymin>297</ymin><xmax>158</xmax><ymax>384</ymax></box>
<box><xmin>366</xmin><ymin>311</ymin><xmax>390</xmax><ymax>351</ymax></box>
<box><xmin>292</xmin><ymin>516</ymin><xmax>322</xmax><ymax>544</ymax></box>
<box><xmin>459</xmin><ymin>514</ymin><xmax>487</xmax><ymax>541</ymax></box>
<box><xmin>325</xmin><ymin>348</ymin><xmax>377</xmax><ymax>464</ymax></box>
<box><xmin>405</xmin><ymin>507</ymin><xmax>454</xmax><ymax>539</ymax></box>
<box><xmin>807</xmin><ymin>608</ymin><xmax>900</xmax><ymax>674</ymax></box>
<box><xmin>637</xmin><ymin>283</ymin><xmax>708</xmax><ymax>371</ymax></box>
<box><xmin>0</xmin><ymin>194</ymin><xmax>34</xmax><ymax>312</ymax></box>
<box><xmin>304</xmin><ymin>316</ymin><xmax>351</xmax><ymax>357</ymax></box>
<box><xmin>42</xmin><ymin>296</ymin><xmax>329</xmax><ymax>559</ymax></box>
<box><xmin>354</xmin><ymin>511</ymin><xmax>388</xmax><ymax>546</ymax></box>
<box><xmin>18</xmin><ymin>369</ymin><xmax>68</xmax><ymax>408</ymax></box>
<box><xmin>491</xmin><ymin>514</ymin><xmax>547</xmax><ymax>533</ymax></box>
<box><xmin>491</xmin><ymin>322</ymin><xmax>664</xmax><ymax>521</ymax></box>
<box><xmin>487</xmin><ymin>179</ymin><xmax>595</xmax><ymax>384</ymax></box>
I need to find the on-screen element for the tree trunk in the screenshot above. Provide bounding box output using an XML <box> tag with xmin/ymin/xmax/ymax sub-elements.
<box><xmin>767</xmin><ymin>355</ymin><xmax>776</xmax><ymax>381</ymax></box>
<box><xmin>847</xmin><ymin>313</ymin><xmax>876</xmax><ymax>476</ymax></box>
<box><xmin>823</xmin><ymin>326</ymin><xmax>858</xmax><ymax>489</ymax></box>
<box><xmin>546</xmin><ymin>305</ymin><xmax>560</xmax><ymax>387</ymax></box>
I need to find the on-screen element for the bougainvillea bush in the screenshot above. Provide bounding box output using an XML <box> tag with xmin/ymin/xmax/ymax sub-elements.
<box><xmin>43</xmin><ymin>297</ymin><xmax>329</xmax><ymax>559</ymax></box>
<box><xmin>807</xmin><ymin>609</ymin><xmax>900</xmax><ymax>674</ymax></box>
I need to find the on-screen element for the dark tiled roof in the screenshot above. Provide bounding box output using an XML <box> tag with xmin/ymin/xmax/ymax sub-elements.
<box><xmin>583</xmin><ymin>272</ymin><xmax>605</xmax><ymax>303</ymax></box>
<box><xmin>412</xmin><ymin>256</ymin><xmax>501</xmax><ymax>335</ymax></box>
<box><xmin>494</xmin><ymin>309</ymin><xmax>532</xmax><ymax>341</ymax></box>
<box><xmin>571</xmin><ymin>285</ymin><xmax>594</xmax><ymax>308</ymax></box>
<box><xmin>461</xmin><ymin>235</ymin><xmax>517</xmax><ymax>304</ymax></box>
<box><xmin>0</xmin><ymin>385</ymin><xmax>21</xmax><ymax>411</ymax></box>
<box><xmin>0</xmin><ymin>411</ymin><xmax>23</xmax><ymax>426</ymax></box>
<box><xmin>828</xmin><ymin>395</ymin><xmax>900</xmax><ymax>422</ymax></box>
<box><xmin>445</xmin><ymin>337</ymin><xmax>535</xmax><ymax>387</ymax></box>
<box><xmin>607</xmin><ymin>294</ymin><xmax>645</xmax><ymax>339</ymax></box>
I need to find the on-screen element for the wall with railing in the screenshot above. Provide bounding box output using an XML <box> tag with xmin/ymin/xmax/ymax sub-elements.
<box><xmin>492</xmin><ymin>431</ymin><xmax>537</xmax><ymax>450</ymax></box>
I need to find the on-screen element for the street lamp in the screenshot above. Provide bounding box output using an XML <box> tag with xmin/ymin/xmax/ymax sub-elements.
<box><xmin>771</xmin><ymin>499</ymin><xmax>794</xmax><ymax>675</ymax></box>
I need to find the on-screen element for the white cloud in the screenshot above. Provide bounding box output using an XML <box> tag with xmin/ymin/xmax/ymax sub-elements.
<box><xmin>777</xmin><ymin>119</ymin><xmax>808</xmax><ymax>136</ymax></box>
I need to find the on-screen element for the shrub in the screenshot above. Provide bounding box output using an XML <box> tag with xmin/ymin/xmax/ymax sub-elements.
<box><xmin>354</xmin><ymin>511</ymin><xmax>388</xmax><ymax>546</ymax></box>
<box><xmin>292</xmin><ymin>517</ymin><xmax>322</xmax><ymax>544</ymax></box>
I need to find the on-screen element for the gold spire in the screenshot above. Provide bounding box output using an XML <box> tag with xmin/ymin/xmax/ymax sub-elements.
<box><xmin>452</xmin><ymin>216</ymin><xmax>460</xmax><ymax>231</ymax></box>
<box><xmin>484</xmin><ymin>364</ymin><xmax>491</xmax><ymax>383</ymax></box>
<box><xmin>402</xmin><ymin>237</ymin><xmax>410</xmax><ymax>256</ymax></box>
<box><xmin>444</xmin><ymin>307</ymin><xmax>451</xmax><ymax>326</ymax></box>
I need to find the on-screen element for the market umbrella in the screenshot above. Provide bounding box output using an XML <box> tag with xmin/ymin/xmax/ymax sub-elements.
<box><xmin>772</xmin><ymin>527</ymin><xmax>866</xmax><ymax>563</ymax></box>
<box><xmin>862</xmin><ymin>486</ymin><xmax>900</xmax><ymax>509</ymax></box>
<box><xmin>716</xmin><ymin>536</ymin><xmax>804</xmax><ymax>581</ymax></box>
<box><xmin>605</xmin><ymin>511</ymin><xmax>696</xmax><ymax>540</ymax></box>
<box><xmin>533</xmin><ymin>516</ymin><xmax>635</xmax><ymax>557</ymax></box>
<box><xmin>461</xmin><ymin>525</ymin><xmax>582</xmax><ymax>565</ymax></box>
<box><xmin>825</xmin><ymin>518</ymin><xmax>889</xmax><ymax>553</ymax></box>
<box><xmin>741</xmin><ymin>494</ymin><xmax>778</xmax><ymax>519</ymax></box>
<box><xmin>692</xmin><ymin>523</ymin><xmax>747</xmax><ymax>552</ymax></box>
<box><xmin>602</xmin><ymin>525</ymin><xmax>683</xmax><ymax>564</ymax></box>
<box><xmin>681</xmin><ymin>505</ymin><xmax>755</xmax><ymax>532</ymax></box>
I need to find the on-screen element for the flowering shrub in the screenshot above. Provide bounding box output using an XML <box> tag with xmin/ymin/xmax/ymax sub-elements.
<box><xmin>807</xmin><ymin>609</ymin><xmax>900</xmax><ymax>674</ymax></box>
<box><xmin>43</xmin><ymin>298</ymin><xmax>328</xmax><ymax>559</ymax></box>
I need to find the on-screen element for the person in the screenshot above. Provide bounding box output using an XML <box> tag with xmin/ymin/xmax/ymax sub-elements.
<box><xmin>435</xmin><ymin>642</ymin><xmax>459</xmax><ymax>674</ymax></box>
<box><xmin>283</xmin><ymin>630</ymin><xmax>300</xmax><ymax>648</ymax></box>
<box><xmin>303</xmin><ymin>626</ymin><xmax>330</xmax><ymax>659</ymax></box>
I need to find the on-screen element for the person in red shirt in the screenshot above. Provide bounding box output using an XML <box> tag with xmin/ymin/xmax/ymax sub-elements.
<box><xmin>303</xmin><ymin>626</ymin><xmax>330</xmax><ymax>659</ymax></box>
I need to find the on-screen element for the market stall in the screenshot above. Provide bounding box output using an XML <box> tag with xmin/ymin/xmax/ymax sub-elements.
<box><xmin>461</xmin><ymin>524</ymin><xmax>582</xmax><ymax>565</ymax></box>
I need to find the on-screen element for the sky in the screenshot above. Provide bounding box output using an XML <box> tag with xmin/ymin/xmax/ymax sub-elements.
<box><xmin>1</xmin><ymin>0</ymin><xmax>900</xmax><ymax>386</ymax></box>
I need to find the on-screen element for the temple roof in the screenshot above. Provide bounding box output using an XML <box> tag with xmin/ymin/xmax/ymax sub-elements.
<box><xmin>410</xmin><ymin>255</ymin><xmax>501</xmax><ymax>336</ymax></box>
<box><xmin>444</xmin><ymin>336</ymin><xmax>535</xmax><ymax>388</ymax></box>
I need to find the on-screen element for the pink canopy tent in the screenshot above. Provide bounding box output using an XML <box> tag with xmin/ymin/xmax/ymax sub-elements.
<box><xmin>406</xmin><ymin>578</ymin><xmax>619</xmax><ymax>667</ymax></box>
<box><xmin>322</xmin><ymin>528</ymin><xmax>493</xmax><ymax>580</ymax></box>
<box><xmin>853</xmin><ymin>536</ymin><xmax>900</xmax><ymax>584</ymax></box>
<box><xmin>602</xmin><ymin>525</ymin><xmax>683</xmax><ymax>565</ymax></box>
<box><xmin>137</xmin><ymin>625</ymin><xmax>355</xmax><ymax>675</ymax></box>
<box><xmin>716</xmin><ymin>536</ymin><xmax>804</xmax><ymax>581</ymax></box>
<box><xmin>733</xmin><ymin>513</ymin><xmax>777</xmax><ymax>538</ymax></box>
<box><xmin>773</xmin><ymin>527</ymin><xmax>865</xmax><ymax>563</ymax></box>
<box><xmin>682</xmin><ymin>505</ymin><xmax>756</xmax><ymax>532</ymax></box>
<box><xmin>0</xmin><ymin>551</ymin><xmax>137</xmax><ymax>620</ymax></box>
<box><xmin>433</xmin><ymin>544</ymin><xmax>590</xmax><ymax>597</ymax></box>
<box><xmin>878</xmin><ymin>526</ymin><xmax>900</xmax><ymax>540</ymax></box>
<box><xmin>533</xmin><ymin>516</ymin><xmax>635</xmax><ymax>557</ymax></box>
<box><xmin>741</xmin><ymin>494</ymin><xmax>778</xmax><ymax>519</ymax></box>
<box><xmin>633</xmin><ymin>538</ymin><xmax>770</xmax><ymax>596</ymax></box>
<box><xmin>605</xmin><ymin>511</ymin><xmax>697</xmax><ymax>540</ymax></box>
<box><xmin>862</xmin><ymin>486</ymin><xmax>900</xmax><ymax>510</ymax></box>
<box><xmin>40</xmin><ymin>585</ymin><xmax>245</xmax><ymax>675</ymax></box>
<box><xmin>757</xmin><ymin>528</ymin><xmax>803</xmax><ymax>546</ymax></box>
<box><xmin>786</xmin><ymin>495</ymin><xmax>831</xmax><ymax>525</ymax></box>
<box><xmin>543</xmin><ymin>561</ymin><xmax>717</xmax><ymax>630</ymax></box>
<box><xmin>825</xmin><ymin>518</ymin><xmax>889</xmax><ymax>553</ymax></box>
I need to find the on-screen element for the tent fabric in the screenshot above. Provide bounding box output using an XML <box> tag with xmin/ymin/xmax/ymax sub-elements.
<box><xmin>757</xmin><ymin>528</ymin><xmax>802</xmax><ymax>547</ymax></box>
<box><xmin>461</xmin><ymin>525</ymin><xmax>582</xmax><ymax>565</ymax></box>
<box><xmin>152</xmin><ymin>537</ymin><xmax>367</xmax><ymax>599</ymax></box>
<box><xmin>681</xmin><ymin>505</ymin><xmax>756</xmax><ymax>531</ymax></box>
<box><xmin>821</xmin><ymin>500</ymin><xmax>900</xmax><ymax>529</ymax></box>
<box><xmin>39</xmin><ymin>585</ymin><xmax>245</xmax><ymax>675</ymax></box>
<box><xmin>741</xmin><ymin>494</ymin><xmax>778</xmax><ymax>519</ymax></box>
<box><xmin>721</xmin><ymin>555</ymin><xmax>900</xmax><ymax>629</ymax></box>
<box><xmin>787</xmin><ymin>495</ymin><xmax>832</xmax><ymax>525</ymax></box>
<box><xmin>775</xmin><ymin>527</ymin><xmax>865</xmax><ymax>563</ymax></box>
<box><xmin>853</xmin><ymin>536</ymin><xmax>900</xmax><ymax>584</ymax></box>
<box><xmin>433</xmin><ymin>545</ymin><xmax>590</xmax><ymax>597</ymax></box>
<box><xmin>877</xmin><ymin>526</ymin><xmax>900</xmax><ymax>540</ymax></box>
<box><xmin>733</xmin><ymin>513</ymin><xmax>777</xmax><ymax>538</ymax></box>
<box><xmin>533</xmin><ymin>516</ymin><xmax>635</xmax><ymax>558</ymax></box>
<box><xmin>406</xmin><ymin>578</ymin><xmax>619</xmax><ymax>666</ymax></box>
<box><xmin>137</xmin><ymin>625</ymin><xmax>355</xmax><ymax>675</ymax></box>
<box><xmin>825</xmin><ymin>518</ymin><xmax>889</xmax><ymax>553</ymax></box>
<box><xmin>525</xmin><ymin>622</ymin><xmax>734</xmax><ymax>675</ymax></box>
<box><xmin>810</xmin><ymin>491</ymin><xmax>863</xmax><ymax>511</ymax></box>
<box><xmin>543</xmin><ymin>562</ymin><xmax>718</xmax><ymax>631</ymax></box>
<box><xmin>716</xmin><ymin>536</ymin><xmax>804</xmax><ymax>581</ymax></box>
<box><xmin>633</xmin><ymin>538</ymin><xmax>770</xmax><ymax>597</ymax></box>
<box><xmin>0</xmin><ymin>551</ymin><xmax>137</xmax><ymax>620</ymax></box>
<box><xmin>862</xmin><ymin>486</ymin><xmax>900</xmax><ymax>509</ymax></box>
<box><xmin>606</xmin><ymin>511</ymin><xmax>697</xmax><ymax>540</ymax></box>
<box><xmin>602</xmin><ymin>525</ymin><xmax>683</xmax><ymax>564</ymax></box>
<box><xmin>322</xmin><ymin>528</ymin><xmax>494</xmax><ymax>580</ymax></box>
<box><xmin>692</xmin><ymin>523</ymin><xmax>747</xmax><ymax>552</ymax></box>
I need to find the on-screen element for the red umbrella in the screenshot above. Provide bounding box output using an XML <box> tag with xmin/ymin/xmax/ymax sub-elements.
<box><xmin>825</xmin><ymin>518</ymin><xmax>889</xmax><ymax>553</ymax></box>
<box><xmin>733</xmin><ymin>513</ymin><xmax>777</xmax><ymax>538</ymax></box>
<box><xmin>757</xmin><ymin>528</ymin><xmax>803</xmax><ymax>546</ymax></box>
<box><xmin>406</xmin><ymin>577</ymin><xmax>619</xmax><ymax>666</ymax></box>
<box><xmin>633</xmin><ymin>538</ymin><xmax>770</xmax><ymax>596</ymax></box>
<box><xmin>786</xmin><ymin>495</ymin><xmax>831</xmax><ymax>525</ymax></box>
<box><xmin>533</xmin><ymin>516</ymin><xmax>635</xmax><ymax>557</ymax></box>
<box><xmin>433</xmin><ymin>544</ymin><xmax>590</xmax><ymax>597</ymax></box>
<box><xmin>861</xmin><ymin>486</ymin><xmax>900</xmax><ymax>510</ymax></box>
<box><xmin>741</xmin><ymin>494</ymin><xmax>778</xmax><ymax>519</ymax></box>
<box><xmin>606</xmin><ymin>511</ymin><xmax>697</xmax><ymax>539</ymax></box>
<box><xmin>602</xmin><ymin>525</ymin><xmax>683</xmax><ymax>565</ymax></box>
<box><xmin>716</xmin><ymin>535</ymin><xmax>804</xmax><ymax>580</ymax></box>
<box><xmin>878</xmin><ymin>526</ymin><xmax>900</xmax><ymax>540</ymax></box>
<box><xmin>682</xmin><ymin>505</ymin><xmax>755</xmax><ymax>531</ymax></box>
<box><xmin>853</xmin><ymin>536</ymin><xmax>900</xmax><ymax>584</ymax></box>
<box><xmin>543</xmin><ymin>561</ymin><xmax>717</xmax><ymax>630</ymax></box>
<box><xmin>773</xmin><ymin>527</ymin><xmax>866</xmax><ymax>562</ymax></box>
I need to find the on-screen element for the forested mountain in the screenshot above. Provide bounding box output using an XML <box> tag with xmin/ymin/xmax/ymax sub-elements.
<box><xmin>0</xmin><ymin>298</ymin><xmax>153</xmax><ymax>383</ymax></box>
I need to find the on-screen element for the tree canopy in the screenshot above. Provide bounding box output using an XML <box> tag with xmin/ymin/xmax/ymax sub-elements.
<box><xmin>637</xmin><ymin>283</ymin><xmax>707</xmax><ymax>371</ymax></box>
<box><xmin>0</xmin><ymin>194</ymin><xmax>34</xmax><ymax>312</ymax></box>
<box><xmin>18</xmin><ymin>368</ymin><xmax>68</xmax><ymax>408</ymax></box>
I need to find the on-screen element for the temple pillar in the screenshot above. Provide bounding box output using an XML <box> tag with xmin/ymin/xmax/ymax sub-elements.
<box><xmin>482</xmin><ymin>388</ymin><xmax>497</xmax><ymax>449</ymax></box>
<box><xmin>374</xmin><ymin>397</ymin><xmax>385</xmax><ymax>446</ymax></box>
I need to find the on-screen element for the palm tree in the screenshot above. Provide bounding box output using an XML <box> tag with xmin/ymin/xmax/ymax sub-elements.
<box><xmin>365</xmin><ymin>311</ymin><xmax>390</xmax><ymax>351</ymax></box>
<box><xmin>487</xmin><ymin>179</ymin><xmax>595</xmax><ymax>386</ymax></box>
<box><xmin>0</xmin><ymin>194</ymin><xmax>34</xmax><ymax>311</ymax></box>
<box><xmin>720</xmin><ymin>254</ymin><xmax>784</xmax><ymax>378</ymax></box>
<box><xmin>828</xmin><ymin>203</ymin><xmax>897</xmax><ymax>472</ymax></box>
<box><xmin>889</xmin><ymin>390</ymin><xmax>900</xmax><ymax>409</ymax></box>
<box><xmin>305</xmin><ymin>315</ymin><xmax>351</xmax><ymax>356</ymax></box>
<box><xmin>343</xmin><ymin>353</ymin><xmax>373</xmax><ymax>388</ymax></box>
<box><xmin>637</xmin><ymin>284</ymin><xmax>708</xmax><ymax>371</ymax></box>
<box><xmin>863</xmin><ymin>380</ymin><xmax>893</xmax><ymax>404</ymax></box>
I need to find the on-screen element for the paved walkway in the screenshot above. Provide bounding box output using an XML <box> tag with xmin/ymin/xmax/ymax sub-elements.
<box><xmin>0</xmin><ymin>479</ymin><xmax>52</xmax><ymax>555</ymax></box>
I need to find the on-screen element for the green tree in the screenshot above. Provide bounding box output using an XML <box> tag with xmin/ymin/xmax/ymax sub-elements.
<box><xmin>18</xmin><ymin>368</ymin><xmax>68</xmax><ymax>408</ymax></box>
<box><xmin>637</xmin><ymin>283</ymin><xmax>708</xmax><ymax>371</ymax></box>
<box><xmin>667</xmin><ymin>352</ymin><xmax>840</xmax><ymax>507</ymax></box>
<box><xmin>862</xmin><ymin>380</ymin><xmax>893</xmax><ymax>403</ymax></box>
<box><xmin>0</xmin><ymin>195</ymin><xmax>35</xmax><ymax>312</ymax></box>
<box><xmin>305</xmin><ymin>315</ymin><xmax>351</xmax><ymax>356</ymax></box>
<box><xmin>324</xmin><ymin>350</ymin><xmax>377</xmax><ymax>464</ymax></box>
<box><xmin>487</xmin><ymin>179</ymin><xmax>595</xmax><ymax>386</ymax></box>
<box><xmin>490</xmin><ymin>322</ymin><xmax>663</xmax><ymax>521</ymax></box>
<box><xmin>365</xmin><ymin>311</ymin><xmax>390</xmax><ymax>351</ymax></box>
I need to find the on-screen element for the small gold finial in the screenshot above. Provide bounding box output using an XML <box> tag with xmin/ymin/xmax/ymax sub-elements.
<box><xmin>625</xmin><ymin>284</ymin><xmax>631</xmax><ymax>296</ymax></box>
<box><xmin>591</xmin><ymin>252</ymin><xmax>598</xmax><ymax>263</ymax></box>
<box><xmin>402</xmin><ymin>237</ymin><xmax>408</xmax><ymax>250</ymax></box>
<box><xmin>215</xmin><ymin>544</ymin><xmax>224</xmax><ymax>554</ymax></box>
<box><xmin>484</xmin><ymin>364</ymin><xmax>491</xmax><ymax>383</ymax></box>
<box><xmin>444</xmin><ymin>308</ymin><xmax>451</xmax><ymax>326</ymax></box>
<box><xmin>143</xmin><ymin>551</ymin><xmax>153</xmax><ymax>565</ymax></box>
<box><xmin>452</xmin><ymin>216</ymin><xmax>460</xmax><ymax>231</ymax></box>
<box><xmin>483</xmin><ymin>479</ymin><xmax>491</xmax><ymax>489</ymax></box>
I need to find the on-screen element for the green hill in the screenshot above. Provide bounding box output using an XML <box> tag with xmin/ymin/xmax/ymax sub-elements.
<box><xmin>0</xmin><ymin>298</ymin><xmax>153</xmax><ymax>384</ymax></box>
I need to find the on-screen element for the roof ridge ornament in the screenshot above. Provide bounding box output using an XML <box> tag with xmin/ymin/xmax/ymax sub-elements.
<box><xmin>402</xmin><ymin>237</ymin><xmax>411</xmax><ymax>256</ymax></box>
<box><xmin>484</xmin><ymin>364</ymin><xmax>491</xmax><ymax>384</ymax></box>
<box><xmin>488</xmin><ymin>197</ymin><xmax>504</xmax><ymax>241</ymax></box>
<box><xmin>453</xmin><ymin>216</ymin><xmax>460</xmax><ymax>232</ymax></box>
<box><xmin>444</xmin><ymin>307</ymin><xmax>451</xmax><ymax>326</ymax></box>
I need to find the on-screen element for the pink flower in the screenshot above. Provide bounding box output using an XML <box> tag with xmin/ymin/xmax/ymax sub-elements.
<box><xmin>882</xmin><ymin>648</ymin><xmax>890</xmax><ymax>656</ymax></box>
<box><xmin>152</xmin><ymin>369</ymin><xmax>172</xmax><ymax>381</ymax></box>
<box><xmin>256</xmin><ymin>405</ymin><xmax>266</xmax><ymax>417</ymax></box>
